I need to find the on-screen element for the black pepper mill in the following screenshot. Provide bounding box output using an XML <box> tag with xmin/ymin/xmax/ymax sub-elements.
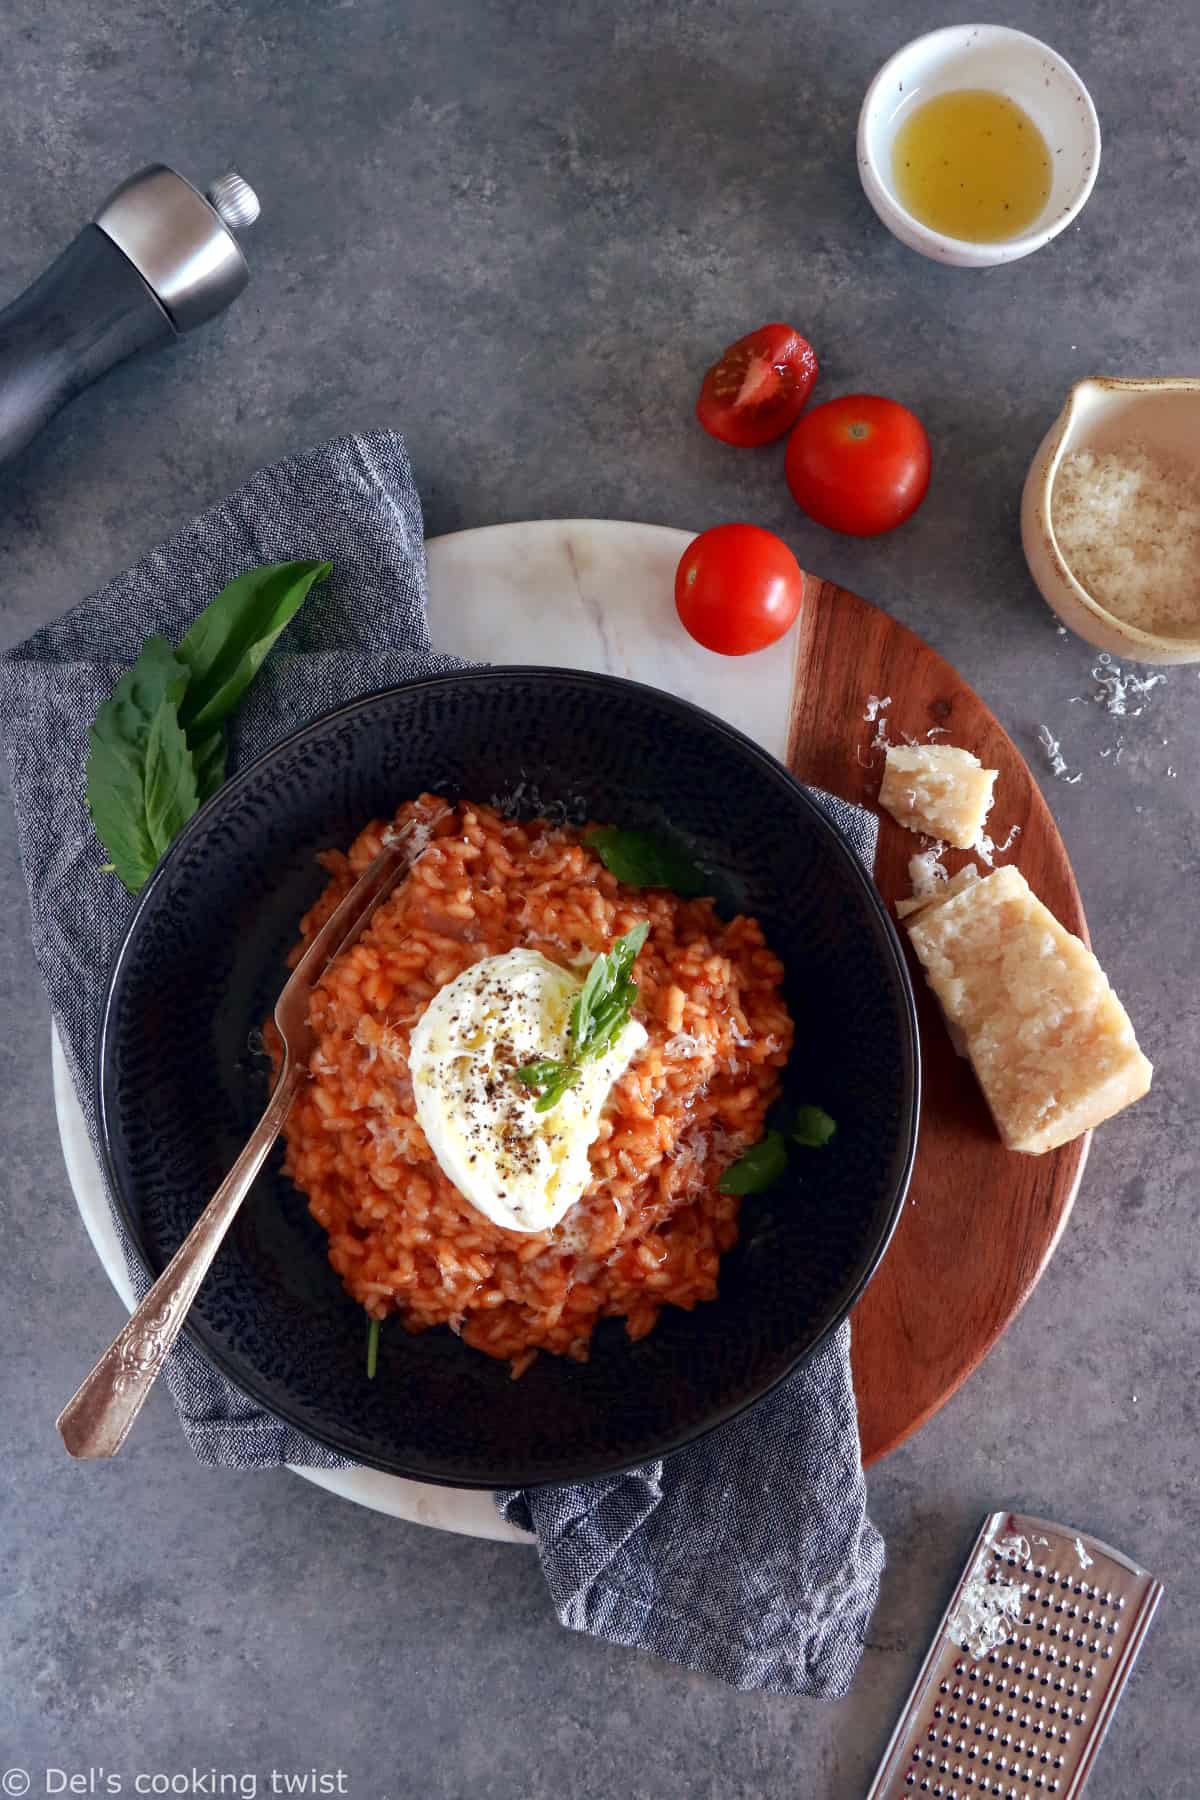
<box><xmin>0</xmin><ymin>164</ymin><xmax>259</xmax><ymax>466</ymax></box>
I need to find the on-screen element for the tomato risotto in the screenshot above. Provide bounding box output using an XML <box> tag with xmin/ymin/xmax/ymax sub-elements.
<box><xmin>275</xmin><ymin>796</ymin><xmax>793</xmax><ymax>1374</ymax></box>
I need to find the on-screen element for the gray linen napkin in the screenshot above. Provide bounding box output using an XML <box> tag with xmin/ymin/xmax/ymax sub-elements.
<box><xmin>1</xmin><ymin>431</ymin><xmax>460</xmax><ymax>1468</ymax></box>
<box><xmin>0</xmin><ymin>429</ymin><xmax>883</xmax><ymax>1697</ymax></box>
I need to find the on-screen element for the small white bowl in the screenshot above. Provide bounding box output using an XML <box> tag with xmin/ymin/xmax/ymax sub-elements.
<box><xmin>857</xmin><ymin>24</ymin><xmax>1101</xmax><ymax>267</ymax></box>
<box><xmin>1021</xmin><ymin>376</ymin><xmax>1200</xmax><ymax>665</ymax></box>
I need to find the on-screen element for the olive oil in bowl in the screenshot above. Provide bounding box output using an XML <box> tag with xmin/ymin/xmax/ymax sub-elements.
<box><xmin>892</xmin><ymin>89</ymin><xmax>1052</xmax><ymax>243</ymax></box>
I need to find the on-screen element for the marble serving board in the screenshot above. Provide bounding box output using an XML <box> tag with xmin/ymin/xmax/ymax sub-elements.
<box><xmin>57</xmin><ymin>516</ymin><xmax>1089</xmax><ymax>1538</ymax></box>
<box><xmin>423</xmin><ymin>518</ymin><xmax>799</xmax><ymax>745</ymax></box>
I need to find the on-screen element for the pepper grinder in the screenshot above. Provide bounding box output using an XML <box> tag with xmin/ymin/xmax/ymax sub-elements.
<box><xmin>0</xmin><ymin>164</ymin><xmax>259</xmax><ymax>466</ymax></box>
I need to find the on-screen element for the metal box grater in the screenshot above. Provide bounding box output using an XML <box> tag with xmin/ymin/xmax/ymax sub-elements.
<box><xmin>867</xmin><ymin>1510</ymin><xmax>1163</xmax><ymax>1798</ymax></box>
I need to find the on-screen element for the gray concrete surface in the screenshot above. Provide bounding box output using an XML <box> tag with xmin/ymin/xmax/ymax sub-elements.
<box><xmin>1</xmin><ymin>1</ymin><xmax>1197</xmax><ymax>1794</ymax></box>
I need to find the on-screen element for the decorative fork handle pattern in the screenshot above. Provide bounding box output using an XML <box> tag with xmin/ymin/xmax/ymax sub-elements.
<box><xmin>56</xmin><ymin>1061</ymin><xmax>304</xmax><ymax>1458</ymax></box>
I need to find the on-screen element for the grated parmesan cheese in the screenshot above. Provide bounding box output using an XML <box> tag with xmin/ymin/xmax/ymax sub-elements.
<box><xmin>1037</xmin><ymin>723</ymin><xmax>1082</xmax><ymax>784</ymax></box>
<box><xmin>947</xmin><ymin>1551</ymin><xmax>1028</xmax><ymax>1659</ymax></box>
<box><xmin>862</xmin><ymin>693</ymin><xmax>892</xmax><ymax>755</ymax></box>
<box><xmin>1090</xmin><ymin>654</ymin><xmax>1166</xmax><ymax>717</ymax></box>
<box><xmin>994</xmin><ymin>1531</ymin><xmax>1032</xmax><ymax>1563</ymax></box>
<box><xmin>1052</xmin><ymin>444</ymin><xmax>1200</xmax><ymax>638</ymax></box>
<box><xmin>907</xmin><ymin>844</ymin><xmax>948</xmax><ymax>897</ymax></box>
<box><xmin>973</xmin><ymin>822</ymin><xmax>1021</xmax><ymax>868</ymax></box>
<box><xmin>382</xmin><ymin>815</ymin><xmax>436</xmax><ymax>856</ymax></box>
<box><xmin>896</xmin><ymin>861</ymin><xmax>979</xmax><ymax>920</ymax></box>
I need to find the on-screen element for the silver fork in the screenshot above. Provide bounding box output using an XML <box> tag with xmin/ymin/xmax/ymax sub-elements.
<box><xmin>57</xmin><ymin>817</ymin><xmax>435</xmax><ymax>1459</ymax></box>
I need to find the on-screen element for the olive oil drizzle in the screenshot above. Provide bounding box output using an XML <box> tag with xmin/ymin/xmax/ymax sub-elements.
<box><xmin>893</xmin><ymin>89</ymin><xmax>1053</xmax><ymax>244</ymax></box>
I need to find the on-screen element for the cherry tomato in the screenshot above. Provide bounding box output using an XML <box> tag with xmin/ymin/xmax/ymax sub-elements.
<box><xmin>785</xmin><ymin>394</ymin><xmax>931</xmax><ymax>536</ymax></box>
<box><xmin>696</xmin><ymin>323</ymin><xmax>819</xmax><ymax>448</ymax></box>
<box><xmin>675</xmin><ymin>524</ymin><xmax>803</xmax><ymax>656</ymax></box>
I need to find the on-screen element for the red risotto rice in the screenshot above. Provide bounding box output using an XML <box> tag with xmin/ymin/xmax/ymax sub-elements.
<box><xmin>275</xmin><ymin>796</ymin><xmax>793</xmax><ymax>1375</ymax></box>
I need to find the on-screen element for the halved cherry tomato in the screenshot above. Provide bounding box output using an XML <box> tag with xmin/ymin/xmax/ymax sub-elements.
<box><xmin>675</xmin><ymin>523</ymin><xmax>803</xmax><ymax>656</ymax></box>
<box><xmin>785</xmin><ymin>394</ymin><xmax>931</xmax><ymax>536</ymax></box>
<box><xmin>696</xmin><ymin>324</ymin><xmax>819</xmax><ymax>448</ymax></box>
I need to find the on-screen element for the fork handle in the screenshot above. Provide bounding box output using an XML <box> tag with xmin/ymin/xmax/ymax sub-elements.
<box><xmin>57</xmin><ymin>1061</ymin><xmax>304</xmax><ymax>1458</ymax></box>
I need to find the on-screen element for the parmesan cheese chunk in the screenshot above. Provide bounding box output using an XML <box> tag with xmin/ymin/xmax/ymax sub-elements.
<box><xmin>906</xmin><ymin>865</ymin><xmax>1152</xmax><ymax>1154</ymax></box>
<box><xmin>880</xmin><ymin>744</ymin><xmax>998</xmax><ymax>849</ymax></box>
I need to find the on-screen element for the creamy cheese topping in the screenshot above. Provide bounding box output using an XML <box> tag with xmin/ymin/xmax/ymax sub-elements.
<box><xmin>408</xmin><ymin>947</ymin><xmax>647</xmax><ymax>1234</ymax></box>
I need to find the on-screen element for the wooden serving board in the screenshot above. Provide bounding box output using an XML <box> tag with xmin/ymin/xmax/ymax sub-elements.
<box><xmin>786</xmin><ymin>575</ymin><xmax>1091</xmax><ymax>1466</ymax></box>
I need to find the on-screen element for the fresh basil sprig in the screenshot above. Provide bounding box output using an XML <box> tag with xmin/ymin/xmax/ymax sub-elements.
<box><xmin>86</xmin><ymin>559</ymin><xmax>332</xmax><ymax>893</ymax></box>
<box><xmin>516</xmin><ymin>921</ymin><xmax>650</xmax><ymax>1112</ymax></box>
<box><xmin>585</xmin><ymin>825</ymin><xmax>708</xmax><ymax>898</ymax></box>
<box><xmin>719</xmin><ymin>1104</ymin><xmax>838</xmax><ymax>1195</ymax></box>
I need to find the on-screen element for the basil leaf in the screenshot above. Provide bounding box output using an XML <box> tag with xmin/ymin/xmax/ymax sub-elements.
<box><xmin>718</xmin><ymin>1130</ymin><xmax>789</xmax><ymax>1195</ymax></box>
<box><xmin>792</xmin><ymin>1104</ymin><xmax>837</xmax><ymax>1149</ymax></box>
<box><xmin>608</xmin><ymin>918</ymin><xmax>650</xmax><ymax>974</ymax></box>
<box><xmin>586</xmin><ymin>826</ymin><xmax>708</xmax><ymax>898</ymax></box>
<box><xmin>143</xmin><ymin>698</ymin><xmax>200</xmax><ymax>854</ymax></box>
<box><xmin>515</xmin><ymin>1059</ymin><xmax>582</xmax><ymax>1113</ymax></box>
<box><xmin>191</xmin><ymin>731</ymin><xmax>228</xmax><ymax>804</ymax></box>
<box><xmin>577</xmin><ymin>922</ymin><xmax>648</xmax><ymax>1059</ymax></box>
<box><xmin>101</xmin><ymin>634</ymin><xmax>191</xmax><ymax>750</ymax></box>
<box><xmin>85</xmin><ymin>728</ymin><xmax>159</xmax><ymax>893</ymax></box>
<box><xmin>86</xmin><ymin>562</ymin><xmax>331</xmax><ymax>892</ymax></box>
<box><xmin>585</xmin><ymin>998</ymin><xmax>627</xmax><ymax>1055</ymax></box>
<box><xmin>86</xmin><ymin>639</ymin><xmax>192</xmax><ymax>893</ymax></box>
<box><xmin>516</xmin><ymin>1058</ymin><xmax>569</xmax><ymax>1087</ymax></box>
<box><xmin>570</xmin><ymin>950</ymin><xmax>611</xmax><ymax>1055</ymax></box>
<box><xmin>177</xmin><ymin>560</ymin><xmax>332</xmax><ymax>739</ymax></box>
<box><xmin>569</xmin><ymin>921</ymin><xmax>648</xmax><ymax>1060</ymax></box>
<box><xmin>534</xmin><ymin>1071</ymin><xmax>581</xmax><ymax>1113</ymax></box>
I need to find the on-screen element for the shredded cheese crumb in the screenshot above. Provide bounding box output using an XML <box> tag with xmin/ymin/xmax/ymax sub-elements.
<box><xmin>948</xmin><ymin>1552</ymin><xmax>1028</xmax><ymax>1659</ymax></box>
<box><xmin>994</xmin><ymin>1532</ymin><xmax>1032</xmax><ymax>1563</ymax></box>
<box><xmin>974</xmin><ymin>822</ymin><xmax>1021</xmax><ymax>868</ymax></box>
<box><xmin>862</xmin><ymin>694</ymin><xmax>893</xmax><ymax>754</ymax></box>
<box><xmin>896</xmin><ymin>861</ymin><xmax>979</xmax><ymax>921</ymax></box>
<box><xmin>382</xmin><ymin>817</ymin><xmax>433</xmax><ymax>855</ymax></box>
<box><xmin>1090</xmin><ymin>654</ymin><xmax>1167</xmax><ymax>717</ymax></box>
<box><xmin>1037</xmin><ymin>724</ymin><xmax>1083</xmax><ymax>784</ymax></box>
<box><xmin>908</xmin><ymin>844</ymin><xmax>948</xmax><ymax>897</ymax></box>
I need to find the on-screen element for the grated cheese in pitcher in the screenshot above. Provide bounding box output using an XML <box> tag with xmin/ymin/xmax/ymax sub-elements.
<box><xmin>1052</xmin><ymin>444</ymin><xmax>1200</xmax><ymax>638</ymax></box>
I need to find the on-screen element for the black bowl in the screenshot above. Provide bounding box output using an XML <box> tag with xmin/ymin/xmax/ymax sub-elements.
<box><xmin>98</xmin><ymin>668</ymin><xmax>919</xmax><ymax>1487</ymax></box>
